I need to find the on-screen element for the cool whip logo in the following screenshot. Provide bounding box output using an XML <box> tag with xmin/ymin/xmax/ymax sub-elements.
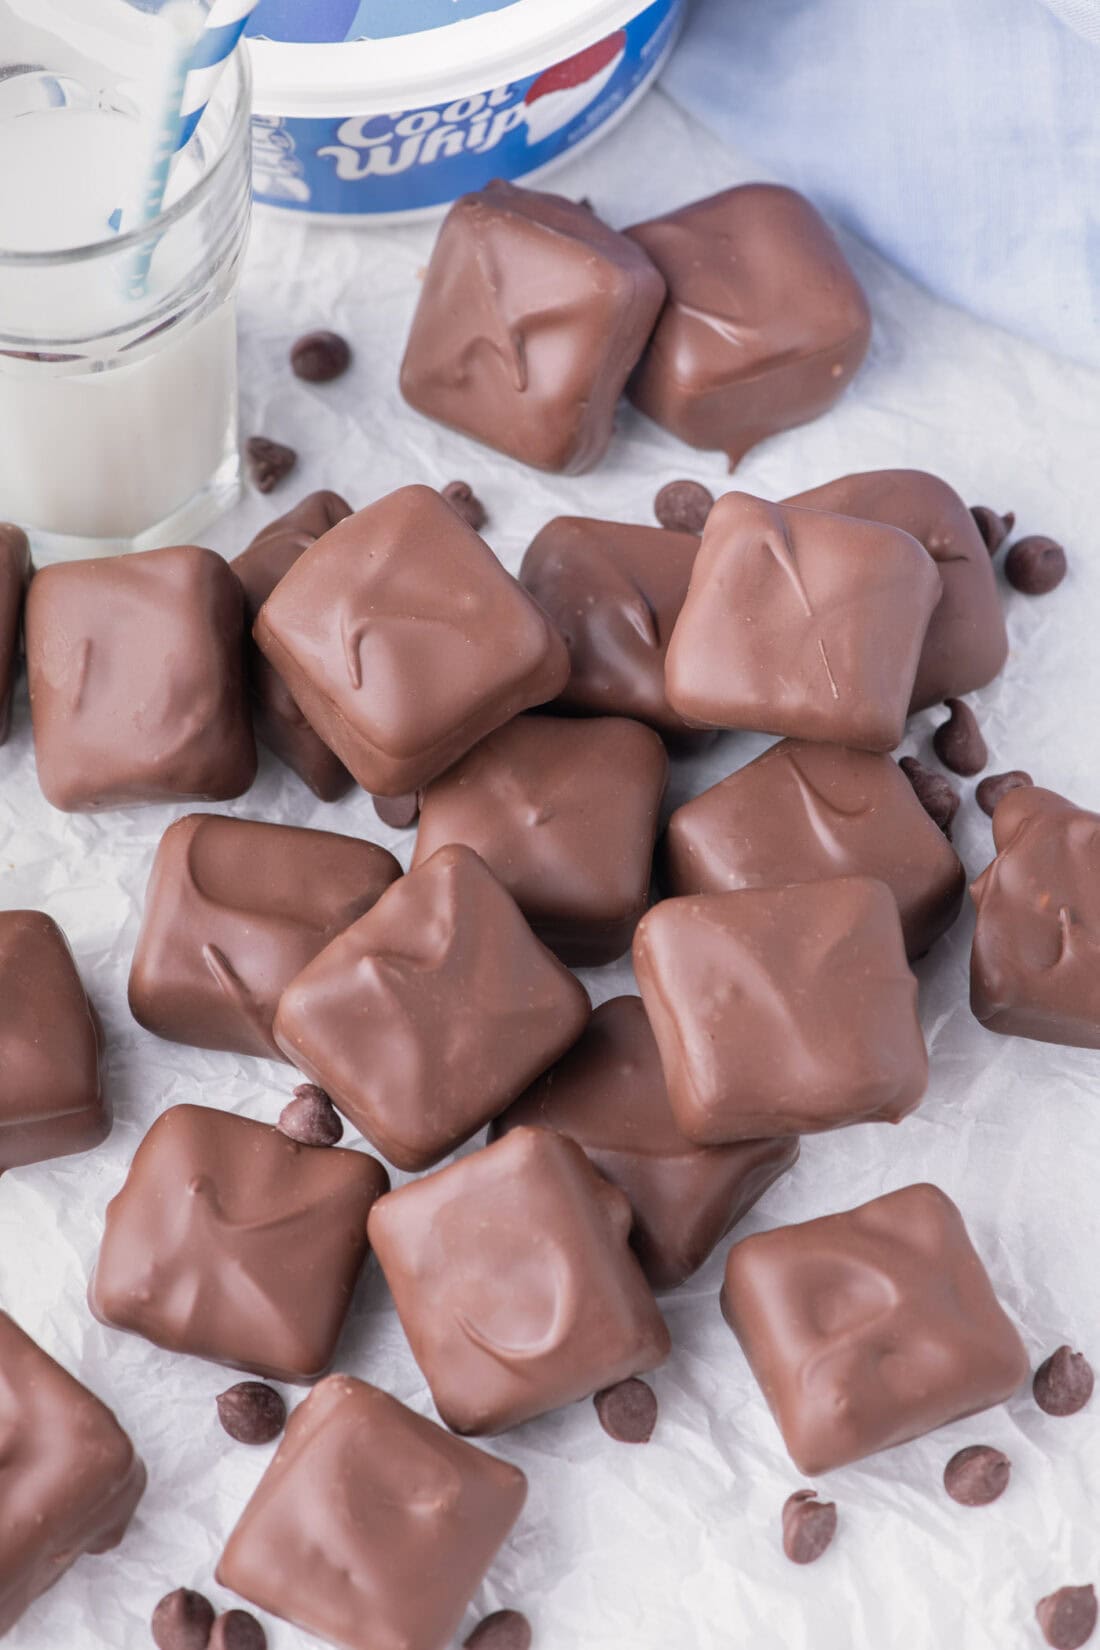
<box><xmin>319</xmin><ymin>87</ymin><xmax>524</xmax><ymax>180</ymax></box>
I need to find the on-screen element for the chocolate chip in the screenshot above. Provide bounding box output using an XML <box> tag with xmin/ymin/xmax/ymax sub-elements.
<box><xmin>1036</xmin><ymin>1585</ymin><xmax>1098</xmax><ymax>1650</ymax></box>
<box><xmin>245</xmin><ymin>437</ymin><xmax>297</xmax><ymax>495</ymax></box>
<box><xmin>463</xmin><ymin>1609</ymin><xmax>532</xmax><ymax>1650</ymax></box>
<box><xmin>372</xmin><ymin>791</ymin><xmax>421</xmax><ymax>830</ymax></box>
<box><xmin>151</xmin><ymin>1588</ymin><xmax>215</xmax><ymax>1650</ymax></box>
<box><xmin>209</xmin><ymin>1611</ymin><xmax>267</xmax><ymax>1650</ymax></box>
<box><xmin>932</xmin><ymin>698</ymin><xmax>988</xmax><ymax>777</ymax></box>
<box><xmin>1034</xmin><ymin>1346</ymin><xmax>1094</xmax><ymax>1417</ymax></box>
<box><xmin>216</xmin><ymin>1381</ymin><xmax>287</xmax><ymax>1445</ymax></box>
<box><xmin>1005</xmin><ymin>535</ymin><xmax>1067</xmax><ymax>595</ymax></box>
<box><xmin>970</xmin><ymin>506</ymin><xmax>1015</xmax><ymax>554</ymax></box>
<box><xmin>976</xmin><ymin>770</ymin><xmax>1033</xmax><ymax>817</ymax></box>
<box><xmin>290</xmin><ymin>330</ymin><xmax>352</xmax><ymax>384</ymax></box>
<box><xmin>441</xmin><ymin>480</ymin><xmax>487</xmax><ymax>533</ymax></box>
<box><xmin>942</xmin><ymin>1444</ymin><xmax>1010</xmax><ymax>1506</ymax></box>
<box><xmin>593</xmin><ymin>1377</ymin><xmax>658</xmax><ymax>1443</ymax></box>
<box><xmin>899</xmin><ymin>756</ymin><xmax>961</xmax><ymax>837</ymax></box>
<box><xmin>654</xmin><ymin>479</ymin><xmax>715</xmax><ymax>535</ymax></box>
<box><xmin>781</xmin><ymin>1489</ymin><xmax>837</xmax><ymax>1564</ymax></box>
<box><xmin>277</xmin><ymin>1084</ymin><xmax>344</xmax><ymax>1148</ymax></box>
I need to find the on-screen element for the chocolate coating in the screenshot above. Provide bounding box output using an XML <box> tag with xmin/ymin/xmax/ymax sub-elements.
<box><xmin>128</xmin><ymin>813</ymin><xmax>400</xmax><ymax>1061</ymax></box>
<box><xmin>626</xmin><ymin>184</ymin><xmax>870</xmax><ymax>466</ymax></box>
<box><xmin>368</xmin><ymin>1127</ymin><xmax>670</xmax><ymax>1435</ymax></box>
<box><xmin>89</xmin><ymin>1104</ymin><xmax>388</xmax><ymax>1383</ymax></box>
<box><xmin>634</xmin><ymin>878</ymin><xmax>927</xmax><ymax>1143</ymax></box>
<box><xmin>413</xmin><ymin>715</ymin><xmax>668</xmax><ymax>966</ymax></box>
<box><xmin>662</xmin><ymin>738</ymin><xmax>965</xmax><ymax>959</ymax></box>
<box><xmin>400</xmin><ymin>180</ymin><xmax>666</xmax><ymax>474</ymax></box>
<box><xmin>0</xmin><ymin>1311</ymin><xmax>145</xmax><ymax>1635</ymax></box>
<box><xmin>232</xmin><ymin>491</ymin><xmax>354</xmax><ymax>800</ymax></box>
<box><xmin>664</xmin><ymin>492</ymin><xmax>941</xmax><ymax>751</ymax></box>
<box><xmin>971</xmin><ymin>786</ymin><xmax>1100</xmax><ymax>1046</ymax></box>
<box><xmin>217</xmin><ymin>1375</ymin><xmax>526</xmax><ymax>1650</ymax></box>
<box><xmin>0</xmin><ymin>909</ymin><xmax>108</xmax><ymax>1173</ymax></box>
<box><xmin>492</xmin><ymin>997</ymin><xmax>799</xmax><ymax>1290</ymax></box>
<box><xmin>254</xmin><ymin>485</ymin><xmax>569</xmax><ymax>796</ymax></box>
<box><xmin>0</xmin><ymin>523</ymin><xmax>31</xmax><ymax>745</ymax></box>
<box><xmin>25</xmin><ymin>544</ymin><xmax>256</xmax><ymax>811</ymax></box>
<box><xmin>720</xmin><ymin>1183</ymin><xmax>1029</xmax><ymax>1475</ymax></box>
<box><xmin>275</xmin><ymin>845</ymin><xmax>590</xmax><ymax>1172</ymax></box>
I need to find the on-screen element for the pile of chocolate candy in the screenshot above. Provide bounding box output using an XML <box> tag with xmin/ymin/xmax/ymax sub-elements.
<box><xmin>0</xmin><ymin>179</ymin><xmax>1092</xmax><ymax>1650</ymax></box>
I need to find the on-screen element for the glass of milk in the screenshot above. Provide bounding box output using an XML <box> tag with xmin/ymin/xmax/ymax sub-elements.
<box><xmin>0</xmin><ymin>3</ymin><xmax>252</xmax><ymax>559</ymax></box>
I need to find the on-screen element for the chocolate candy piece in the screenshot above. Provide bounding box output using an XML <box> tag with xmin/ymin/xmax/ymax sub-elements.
<box><xmin>787</xmin><ymin>470</ymin><xmax>1007</xmax><ymax>710</ymax></box>
<box><xmin>373</xmin><ymin>791</ymin><xmax>420</xmax><ymax>829</ymax></box>
<box><xmin>89</xmin><ymin>1104</ymin><xmax>388</xmax><ymax>1383</ymax></box>
<box><xmin>414</xmin><ymin>716</ymin><xmax>669</xmax><ymax>966</ymax></box>
<box><xmin>0</xmin><ymin>910</ymin><xmax>108</xmax><ymax>1172</ymax></box>
<box><xmin>662</xmin><ymin>738</ymin><xmax>965</xmax><ymax>959</ymax></box>
<box><xmin>492</xmin><ymin>997</ymin><xmax>798</xmax><ymax>1290</ymax></box>
<box><xmin>275</xmin><ymin>845</ymin><xmax>590</xmax><ymax>1172</ymax></box>
<box><xmin>290</xmin><ymin>330</ymin><xmax>351</xmax><ymax>384</ymax></box>
<box><xmin>210</xmin><ymin>1610</ymin><xmax>266</xmax><ymax>1650</ymax></box>
<box><xmin>0</xmin><ymin>1311</ymin><xmax>145</xmax><ymax>1635</ymax></box>
<box><xmin>942</xmin><ymin>1444</ymin><xmax>1010</xmax><ymax>1506</ymax></box>
<box><xmin>0</xmin><ymin>522</ymin><xmax>31</xmax><ymax>745</ymax></box>
<box><xmin>970</xmin><ymin>505</ymin><xmax>1015</xmax><ymax>554</ymax></box>
<box><xmin>217</xmin><ymin>1375</ymin><xmax>526</xmax><ymax>1650</ymax></box>
<box><xmin>278</xmin><ymin>1085</ymin><xmax>343</xmax><ymax>1148</ymax></box>
<box><xmin>368</xmin><ymin>1127</ymin><xmax>670</xmax><ymax>1435</ymax></box>
<box><xmin>664</xmin><ymin>492</ymin><xmax>941</xmax><ymax>750</ymax></box>
<box><xmin>781</xmin><ymin>1491</ymin><xmax>837</xmax><ymax>1564</ymax></box>
<box><xmin>626</xmin><ymin>184</ymin><xmax>870</xmax><ymax>467</ymax></box>
<box><xmin>721</xmin><ymin>1183</ymin><xmax>1028</xmax><ymax>1474</ymax></box>
<box><xmin>933</xmin><ymin>697</ymin><xmax>988</xmax><ymax>776</ymax></box>
<box><xmin>971</xmin><ymin>786</ymin><xmax>1100</xmax><ymax>1046</ymax></box>
<box><xmin>246</xmin><ymin>436</ymin><xmax>297</xmax><ymax>494</ymax></box>
<box><xmin>464</xmin><ymin>1610</ymin><xmax>532</xmax><ymax>1650</ymax></box>
<box><xmin>26</xmin><ymin>544</ymin><xmax>256</xmax><ymax>811</ymax></box>
<box><xmin>400</xmin><ymin>181</ymin><xmax>666</xmax><ymax>474</ymax></box>
<box><xmin>899</xmin><ymin>755</ymin><xmax>961</xmax><ymax>837</ymax></box>
<box><xmin>1036</xmin><ymin>1587</ymin><xmax>1098</xmax><ymax>1650</ymax></box>
<box><xmin>216</xmin><ymin>1382</ymin><xmax>287</xmax><ymax>1446</ymax></box>
<box><xmin>519</xmin><ymin>515</ymin><xmax>706</xmax><ymax>744</ymax></box>
<box><xmin>977</xmin><ymin>769</ymin><xmax>1033</xmax><ymax>817</ymax></box>
<box><xmin>653</xmin><ymin>480</ymin><xmax>713</xmax><ymax>535</ymax></box>
<box><xmin>128</xmin><ymin>813</ymin><xmax>400</xmax><ymax>1061</ymax></box>
<box><xmin>1005</xmin><ymin>533</ymin><xmax>1068</xmax><ymax>595</ymax></box>
<box><xmin>441</xmin><ymin>480</ymin><xmax>487</xmax><ymax>532</ymax></box>
<box><xmin>634</xmin><ymin>878</ymin><xmax>926</xmax><ymax>1144</ymax></box>
<box><xmin>254</xmin><ymin>485</ymin><xmax>568</xmax><ymax>796</ymax></box>
<box><xmin>1033</xmin><ymin>1346</ymin><xmax>1094</xmax><ymax>1416</ymax></box>
<box><xmin>152</xmin><ymin>1588</ymin><xmax>216</xmax><ymax>1650</ymax></box>
<box><xmin>231</xmin><ymin>491</ymin><xmax>354</xmax><ymax>801</ymax></box>
<box><xmin>593</xmin><ymin>1377</ymin><xmax>658</xmax><ymax>1444</ymax></box>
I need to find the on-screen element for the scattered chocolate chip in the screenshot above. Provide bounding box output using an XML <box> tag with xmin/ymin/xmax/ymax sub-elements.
<box><xmin>1036</xmin><ymin>1585</ymin><xmax>1098</xmax><ymax>1650</ymax></box>
<box><xmin>899</xmin><ymin>756</ymin><xmax>961</xmax><ymax>837</ymax></box>
<box><xmin>290</xmin><ymin>330</ymin><xmax>352</xmax><ymax>384</ymax></box>
<box><xmin>216</xmin><ymin>1381</ymin><xmax>287</xmax><ymax>1446</ymax></box>
<box><xmin>970</xmin><ymin>506</ymin><xmax>1015</xmax><ymax>554</ymax></box>
<box><xmin>463</xmin><ymin>1609</ymin><xmax>532</xmax><ymax>1650</ymax></box>
<box><xmin>209</xmin><ymin>1611</ymin><xmax>267</xmax><ymax>1650</ymax></box>
<box><xmin>932</xmin><ymin>698</ymin><xmax>988</xmax><ymax>777</ymax></box>
<box><xmin>942</xmin><ymin>1444</ymin><xmax>1010</xmax><ymax>1506</ymax></box>
<box><xmin>372</xmin><ymin>791</ymin><xmax>421</xmax><ymax>830</ymax></box>
<box><xmin>1034</xmin><ymin>1346</ymin><xmax>1094</xmax><ymax>1417</ymax></box>
<box><xmin>654</xmin><ymin>479</ymin><xmax>715</xmax><ymax>535</ymax></box>
<box><xmin>277</xmin><ymin>1084</ymin><xmax>344</xmax><ymax>1148</ymax></box>
<box><xmin>441</xmin><ymin>480</ymin><xmax>487</xmax><ymax>533</ymax></box>
<box><xmin>151</xmin><ymin>1588</ymin><xmax>216</xmax><ymax>1650</ymax></box>
<box><xmin>1005</xmin><ymin>534</ymin><xmax>1067</xmax><ymax>596</ymax></box>
<box><xmin>976</xmin><ymin>770</ymin><xmax>1033</xmax><ymax>817</ymax></box>
<box><xmin>593</xmin><ymin>1377</ymin><xmax>658</xmax><ymax>1443</ymax></box>
<box><xmin>245</xmin><ymin>437</ymin><xmax>297</xmax><ymax>495</ymax></box>
<box><xmin>577</xmin><ymin>197</ymin><xmax>595</xmax><ymax>212</ymax></box>
<box><xmin>781</xmin><ymin>1489</ymin><xmax>837</xmax><ymax>1564</ymax></box>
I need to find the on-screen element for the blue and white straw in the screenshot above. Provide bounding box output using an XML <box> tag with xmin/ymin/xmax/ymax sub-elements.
<box><xmin>174</xmin><ymin>0</ymin><xmax>258</xmax><ymax>152</ymax></box>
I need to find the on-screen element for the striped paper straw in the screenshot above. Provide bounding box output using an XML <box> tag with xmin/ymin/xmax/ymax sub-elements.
<box><xmin>174</xmin><ymin>0</ymin><xmax>258</xmax><ymax>153</ymax></box>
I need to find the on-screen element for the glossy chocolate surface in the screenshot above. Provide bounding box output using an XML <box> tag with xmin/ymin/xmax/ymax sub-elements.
<box><xmin>400</xmin><ymin>180</ymin><xmax>666</xmax><ymax>474</ymax></box>
<box><xmin>254</xmin><ymin>485</ymin><xmax>569</xmax><ymax>796</ymax></box>
<box><xmin>720</xmin><ymin>1184</ymin><xmax>1029</xmax><ymax>1474</ymax></box>
<box><xmin>0</xmin><ymin>523</ymin><xmax>31</xmax><ymax>745</ymax></box>
<box><xmin>368</xmin><ymin>1127</ymin><xmax>670</xmax><ymax>1435</ymax></box>
<box><xmin>634</xmin><ymin>877</ymin><xmax>927</xmax><ymax>1142</ymax></box>
<box><xmin>89</xmin><ymin>1104</ymin><xmax>388</xmax><ymax>1383</ymax></box>
<box><xmin>626</xmin><ymin>184</ymin><xmax>870</xmax><ymax>466</ymax></box>
<box><xmin>128</xmin><ymin>813</ymin><xmax>400</xmax><ymax>1061</ymax></box>
<box><xmin>492</xmin><ymin>997</ymin><xmax>799</xmax><ymax>1290</ymax></box>
<box><xmin>218</xmin><ymin>1375</ymin><xmax>526</xmax><ymax>1650</ymax></box>
<box><xmin>413</xmin><ymin>715</ymin><xmax>669</xmax><ymax>966</ymax></box>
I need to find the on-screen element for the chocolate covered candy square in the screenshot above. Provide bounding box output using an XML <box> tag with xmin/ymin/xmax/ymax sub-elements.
<box><xmin>25</xmin><ymin>544</ymin><xmax>256</xmax><ymax>811</ymax></box>
<box><xmin>664</xmin><ymin>492</ymin><xmax>941</xmax><ymax>750</ymax></box>
<box><xmin>89</xmin><ymin>1104</ymin><xmax>388</xmax><ymax>1383</ymax></box>
<box><xmin>217</xmin><ymin>1375</ymin><xmax>526</xmax><ymax>1650</ymax></box>
<box><xmin>253</xmin><ymin>485</ymin><xmax>569</xmax><ymax>796</ymax></box>
<box><xmin>413</xmin><ymin>715</ymin><xmax>668</xmax><ymax>966</ymax></box>
<box><xmin>368</xmin><ymin>1126</ymin><xmax>670</xmax><ymax>1434</ymax></box>
<box><xmin>0</xmin><ymin>910</ymin><xmax>108</xmax><ymax>1173</ymax></box>
<box><xmin>275</xmin><ymin>844</ymin><xmax>590</xmax><ymax>1171</ymax></box>
<box><xmin>128</xmin><ymin>813</ymin><xmax>401</xmax><ymax>1060</ymax></box>
<box><xmin>400</xmin><ymin>180</ymin><xmax>666</xmax><ymax>474</ymax></box>
<box><xmin>626</xmin><ymin>185</ymin><xmax>871</xmax><ymax>467</ymax></box>
<box><xmin>720</xmin><ymin>1184</ymin><xmax>1029</xmax><ymax>1474</ymax></box>
<box><xmin>634</xmin><ymin>877</ymin><xmax>927</xmax><ymax>1143</ymax></box>
<box><xmin>0</xmin><ymin>523</ymin><xmax>31</xmax><ymax>745</ymax></box>
<box><xmin>0</xmin><ymin>1311</ymin><xmax>145</xmax><ymax>1635</ymax></box>
<box><xmin>492</xmin><ymin>997</ymin><xmax>799</xmax><ymax>1290</ymax></box>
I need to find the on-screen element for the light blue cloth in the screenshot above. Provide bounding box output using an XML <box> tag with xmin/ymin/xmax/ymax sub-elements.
<box><xmin>663</xmin><ymin>0</ymin><xmax>1100</xmax><ymax>366</ymax></box>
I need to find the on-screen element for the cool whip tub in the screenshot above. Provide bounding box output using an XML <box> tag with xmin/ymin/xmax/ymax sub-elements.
<box><xmin>246</xmin><ymin>0</ymin><xmax>684</xmax><ymax>220</ymax></box>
